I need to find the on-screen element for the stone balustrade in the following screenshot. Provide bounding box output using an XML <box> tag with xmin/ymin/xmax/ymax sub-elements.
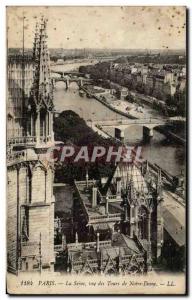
<box><xmin>89</xmin><ymin>213</ymin><xmax>122</xmax><ymax>224</ymax></box>
<box><xmin>7</xmin><ymin>135</ymin><xmax>53</xmax><ymax>146</ymax></box>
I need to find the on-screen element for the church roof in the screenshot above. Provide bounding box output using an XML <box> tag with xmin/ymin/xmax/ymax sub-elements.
<box><xmin>105</xmin><ymin>163</ymin><xmax>148</xmax><ymax>195</ymax></box>
<box><xmin>68</xmin><ymin>233</ymin><xmax>143</xmax><ymax>265</ymax></box>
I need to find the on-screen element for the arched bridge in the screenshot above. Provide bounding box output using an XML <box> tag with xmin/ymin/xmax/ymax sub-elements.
<box><xmin>51</xmin><ymin>70</ymin><xmax>93</xmax><ymax>89</ymax></box>
<box><xmin>93</xmin><ymin>118</ymin><xmax>169</xmax><ymax>141</ymax></box>
<box><xmin>51</xmin><ymin>70</ymin><xmax>85</xmax><ymax>77</ymax></box>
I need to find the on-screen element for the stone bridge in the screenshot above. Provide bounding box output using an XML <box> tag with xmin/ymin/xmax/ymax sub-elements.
<box><xmin>51</xmin><ymin>71</ymin><xmax>93</xmax><ymax>89</ymax></box>
<box><xmin>51</xmin><ymin>71</ymin><xmax>85</xmax><ymax>77</ymax></box>
<box><xmin>93</xmin><ymin>118</ymin><xmax>169</xmax><ymax>141</ymax></box>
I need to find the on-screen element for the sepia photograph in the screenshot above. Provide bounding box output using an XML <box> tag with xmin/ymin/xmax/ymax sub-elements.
<box><xmin>6</xmin><ymin>5</ymin><xmax>187</xmax><ymax>295</ymax></box>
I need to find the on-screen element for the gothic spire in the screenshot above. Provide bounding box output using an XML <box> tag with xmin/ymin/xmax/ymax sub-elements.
<box><xmin>33</xmin><ymin>22</ymin><xmax>39</xmax><ymax>60</ymax></box>
<box><xmin>31</xmin><ymin>17</ymin><xmax>53</xmax><ymax>111</ymax></box>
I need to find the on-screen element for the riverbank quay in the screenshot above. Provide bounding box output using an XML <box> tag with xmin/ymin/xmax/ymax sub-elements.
<box><xmin>86</xmin><ymin>120</ymin><xmax>112</xmax><ymax>139</ymax></box>
<box><xmin>80</xmin><ymin>85</ymin><xmax>137</xmax><ymax>119</ymax></box>
<box><xmin>80</xmin><ymin>85</ymin><xmax>186</xmax><ymax>145</ymax></box>
<box><xmin>158</xmin><ymin>127</ymin><xmax>186</xmax><ymax>145</ymax></box>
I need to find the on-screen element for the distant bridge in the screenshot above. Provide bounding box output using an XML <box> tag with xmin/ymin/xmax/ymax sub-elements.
<box><xmin>94</xmin><ymin>118</ymin><xmax>167</xmax><ymax>128</ymax></box>
<box><xmin>51</xmin><ymin>70</ymin><xmax>85</xmax><ymax>77</ymax></box>
<box><xmin>51</xmin><ymin>70</ymin><xmax>93</xmax><ymax>89</ymax></box>
<box><xmin>92</xmin><ymin>118</ymin><xmax>169</xmax><ymax>141</ymax></box>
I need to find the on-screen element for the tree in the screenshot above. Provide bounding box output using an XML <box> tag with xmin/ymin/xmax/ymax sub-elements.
<box><xmin>53</xmin><ymin>110</ymin><xmax>117</xmax><ymax>183</ymax></box>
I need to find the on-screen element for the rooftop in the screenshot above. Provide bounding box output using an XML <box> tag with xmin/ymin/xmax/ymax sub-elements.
<box><xmin>75</xmin><ymin>180</ymin><xmax>123</xmax><ymax>225</ymax></box>
<box><xmin>110</xmin><ymin>163</ymin><xmax>148</xmax><ymax>194</ymax></box>
<box><xmin>68</xmin><ymin>232</ymin><xmax>143</xmax><ymax>264</ymax></box>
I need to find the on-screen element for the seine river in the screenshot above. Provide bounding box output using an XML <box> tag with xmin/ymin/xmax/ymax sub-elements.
<box><xmin>52</xmin><ymin>68</ymin><xmax>185</xmax><ymax>176</ymax></box>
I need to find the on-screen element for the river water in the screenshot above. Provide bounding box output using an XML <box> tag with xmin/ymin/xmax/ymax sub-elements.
<box><xmin>53</xmin><ymin>78</ymin><xmax>185</xmax><ymax>176</ymax></box>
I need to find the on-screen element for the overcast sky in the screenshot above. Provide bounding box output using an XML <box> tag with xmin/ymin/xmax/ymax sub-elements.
<box><xmin>7</xmin><ymin>6</ymin><xmax>186</xmax><ymax>50</ymax></box>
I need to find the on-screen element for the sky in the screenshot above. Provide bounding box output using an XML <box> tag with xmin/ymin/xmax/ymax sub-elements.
<box><xmin>7</xmin><ymin>6</ymin><xmax>186</xmax><ymax>50</ymax></box>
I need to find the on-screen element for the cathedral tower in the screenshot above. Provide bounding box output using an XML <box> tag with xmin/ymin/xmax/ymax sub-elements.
<box><xmin>7</xmin><ymin>17</ymin><xmax>55</xmax><ymax>273</ymax></box>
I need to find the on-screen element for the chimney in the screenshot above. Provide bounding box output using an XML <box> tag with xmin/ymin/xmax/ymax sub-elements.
<box><xmin>96</xmin><ymin>232</ymin><xmax>100</xmax><ymax>253</ymax></box>
<box><xmin>86</xmin><ymin>168</ymin><xmax>89</xmax><ymax>188</ymax></box>
<box><xmin>75</xmin><ymin>231</ymin><xmax>78</xmax><ymax>244</ymax></box>
<box><xmin>105</xmin><ymin>196</ymin><xmax>109</xmax><ymax>215</ymax></box>
<box><xmin>92</xmin><ymin>187</ymin><xmax>97</xmax><ymax>208</ymax></box>
<box><xmin>116</xmin><ymin>177</ymin><xmax>121</xmax><ymax>195</ymax></box>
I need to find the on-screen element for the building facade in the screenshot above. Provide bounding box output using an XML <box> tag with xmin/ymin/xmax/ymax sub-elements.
<box><xmin>7</xmin><ymin>17</ymin><xmax>55</xmax><ymax>274</ymax></box>
<box><xmin>7</xmin><ymin>56</ymin><xmax>35</xmax><ymax>139</ymax></box>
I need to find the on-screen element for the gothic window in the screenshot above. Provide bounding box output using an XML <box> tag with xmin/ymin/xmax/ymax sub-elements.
<box><xmin>25</xmin><ymin>262</ymin><xmax>28</xmax><ymax>271</ymax></box>
<box><xmin>28</xmin><ymin>168</ymin><xmax>32</xmax><ymax>203</ymax></box>
<box><xmin>138</xmin><ymin>206</ymin><xmax>148</xmax><ymax>240</ymax></box>
<box><xmin>40</xmin><ymin>109</ymin><xmax>46</xmax><ymax>138</ymax></box>
<box><xmin>21</xmin><ymin>207</ymin><xmax>29</xmax><ymax>242</ymax></box>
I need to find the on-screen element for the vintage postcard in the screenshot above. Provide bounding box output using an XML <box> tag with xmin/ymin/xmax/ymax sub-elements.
<box><xmin>6</xmin><ymin>6</ymin><xmax>187</xmax><ymax>295</ymax></box>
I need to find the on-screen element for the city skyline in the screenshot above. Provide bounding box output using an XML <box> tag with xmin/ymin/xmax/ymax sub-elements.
<box><xmin>7</xmin><ymin>6</ymin><xmax>186</xmax><ymax>50</ymax></box>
